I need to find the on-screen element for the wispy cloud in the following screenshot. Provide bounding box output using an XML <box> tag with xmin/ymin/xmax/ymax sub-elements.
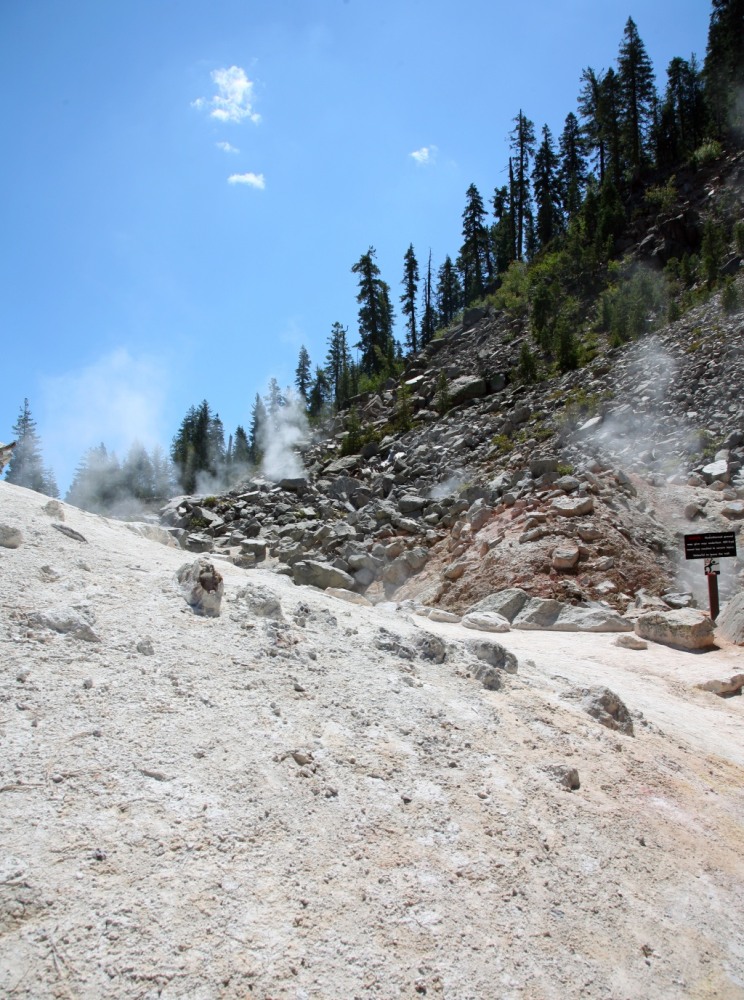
<box><xmin>193</xmin><ymin>66</ymin><xmax>260</xmax><ymax>124</ymax></box>
<box><xmin>410</xmin><ymin>144</ymin><xmax>438</xmax><ymax>166</ymax></box>
<box><xmin>228</xmin><ymin>172</ymin><xmax>265</xmax><ymax>189</ymax></box>
<box><xmin>216</xmin><ymin>141</ymin><xmax>239</xmax><ymax>153</ymax></box>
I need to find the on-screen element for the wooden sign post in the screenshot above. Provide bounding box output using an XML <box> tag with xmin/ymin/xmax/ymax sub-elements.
<box><xmin>683</xmin><ymin>532</ymin><xmax>738</xmax><ymax>620</ymax></box>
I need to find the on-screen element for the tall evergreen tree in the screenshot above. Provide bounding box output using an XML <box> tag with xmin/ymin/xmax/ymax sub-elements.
<box><xmin>400</xmin><ymin>244</ymin><xmax>420</xmax><ymax>354</ymax></box>
<box><xmin>617</xmin><ymin>17</ymin><xmax>657</xmax><ymax>176</ymax></box>
<box><xmin>436</xmin><ymin>255</ymin><xmax>463</xmax><ymax>327</ymax></box>
<box><xmin>5</xmin><ymin>398</ymin><xmax>57</xmax><ymax>496</ymax></box>
<box><xmin>248</xmin><ymin>394</ymin><xmax>267</xmax><ymax>466</ymax></box>
<box><xmin>265</xmin><ymin>378</ymin><xmax>286</xmax><ymax>422</ymax></box>
<box><xmin>704</xmin><ymin>0</ymin><xmax>744</xmax><ymax>137</ymax></box>
<box><xmin>294</xmin><ymin>346</ymin><xmax>312</xmax><ymax>402</ymax></box>
<box><xmin>150</xmin><ymin>445</ymin><xmax>175</xmax><ymax>498</ymax></box>
<box><xmin>351</xmin><ymin>247</ymin><xmax>395</xmax><ymax>376</ymax></box>
<box><xmin>578</xmin><ymin>67</ymin><xmax>608</xmax><ymax>183</ymax></box>
<box><xmin>170</xmin><ymin>399</ymin><xmax>223</xmax><ymax>493</ymax></box>
<box><xmin>231</xmin><ymin>425</ymin><xmax>251</xmax><ymax>479</ymax></box>
<box><xmin>325</xmin><ymin>322</ymin><xmax>353</xmax><ymax>410</ymax></box>
<box><xmin>420</xmin><ymin>250</ymin><xmax>437</xmax><ymax>347</ymax></box>
<box><xmin>121</xmin><ymin>441</ymin><xmax>155</xmax><ymax>499</ymax></box>
<box><xmin>509</xmin><ymin>111</ymin><xmax>536</xmax><ymax>261</ymax></box>
<box><xmin>656</xmin><ymin>56</ymin><xmax>706</xmax><ymax>168</ymax></box>
<box><xmin>532</xmin><ymin>124</ymin><xmax>563</xmax><ymax>250</ymax></box>
<box><xmin>66</xmin><ymin>443</ymin><xmax>122</xmax><ymax>512</ymax></box>
<box><xmin>558</xmin><ymin>112</ymin><xmax>587</xmax><ymax>219</ymax></box>
<box><xmin>308</xmin><ymin>367</ymin><xmax>331</xmax><ymax>418</ymax></box>
<box><xmin>457</xmin><ymin>183</ymin><xmax>491</xmax><ymax>304</ymax></box>
<box><xmin>491</xmin><ymin>184</ymin><xmax>516</xmax><ymax>273</ymax></box>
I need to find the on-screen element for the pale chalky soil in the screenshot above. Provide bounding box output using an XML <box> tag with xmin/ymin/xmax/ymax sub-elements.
<box><xmin>1</xmin><ymin>481</ymin><xmax>743</xmax><ymax>999</ymax></box>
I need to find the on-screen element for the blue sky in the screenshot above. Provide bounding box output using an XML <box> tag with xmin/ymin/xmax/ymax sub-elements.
<box><xmin>1</xmin><ymin>0</ymin><xmax>711</xmax><ymax>493</ymax></box>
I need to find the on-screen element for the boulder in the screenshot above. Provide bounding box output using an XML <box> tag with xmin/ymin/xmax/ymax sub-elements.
<box><xmin>614</xmin><ymin>633</ymin><xmax>648</xmax><ymax>650</ymax></box>
<box><xmin>468</xmin><ymin>639</ymin><xmax>518</xmax><ymax>673</ymax></box>
<box><xmin>512</xmin><ymin>598</ymin><xmax>564</xmax><ymax>630</ymax></box>
<box><xmin>716</xmin><ymin>592</ymin><xmax>744</xmax><ymax>645</ymax></box>
<box><xmin>0</xmin><ymin>524</ymin><xmax>23</xmax><ymax>549</ymax></box>
<box><xmin>553</xmin><ymin>606</ymin><xmax>632</xmax><ymax>633</ymax></box>
<box><xmin>634</xmin><ymin>609</ymin><xmax>715</xmax><ymax>650</ymax></box>
<box><xmin>469</xmin><ymin>588</ymin><xmax>530</xmax><ymax>622</ymax></box>
<box><xmin>552</xmin><ymin>544</ymin><xmax>580</xmax><ymax>571</ymax></box>
<box><xmin>28</xmin><ymin>607</ymin><xmax>101</xmax><ymax>642</ymax></box>
<box><xmin>580</xmin><ymin>686</ymin><xmax>634</xmax><ymax>735</ymax></box>
<box><xmin>325</xmin><ymin>587</ymin><xmax>373</xmax><ymax>607</ymax></box>
<box><xmin>461</xmin><ymin>611</ymin><xmax>510</xmax><ymax>633</ymax></box>
<box><xmin>448</xmin><ymin>376</ymin><xmax>488</xmax><ymax>405</ymax></box>
<box><xmin>292</xmin><ymin>560</ymin><xmax>355</xmax><ymax>591</ymax></box>
<box><xmin>176</xmin><ymin>558</ymin><xmax>224</xmax><ymax>617</ymax></box>
<box><xmin>552</xmin><ymin>496</ymin><xmax>595</xmax><ymax>517</ymax></box>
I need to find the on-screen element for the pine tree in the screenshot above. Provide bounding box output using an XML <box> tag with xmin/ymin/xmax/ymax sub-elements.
<box><xmin>308</xmin><ymin>367</ymin><xmax>331</xmax><ymax>418</ymax></box>
<box><xmin>325</xmin><ymin>322</ymin><xmax>353</xmax><ymax>410</ymax></box>
<box><xmin>351</xmin><ymin>247</ymin><xmax>395</xmax><ymax>376</ymax></box>
<box><xmin>578</xmin><ymin>67</ymin><xmax>608</xmax><ymax>183</ymax></box>
<box><xmin>400</xmin><ymin>244</ymin><xmax>419</xmax><ymax>354</ymax></box>
<box><xmin>617</xmin><ymin>17</ymin><xmax>657</xmax><ymax>177</ymax></box>
<box><xmin>248</xmin><ymin>394</ymin><xmax>267</xmax><ymax>466</ymax></box>
<box><xmin>457</xmin><ymin>184</ymin><xmax>491</xmax><ymax>304</ymax></box>
<box><xmin>265</xmin><ymin>378</ymin><xmax>286</xmax><ymax>423</ymax></box>
<box><xmin>532</xmin><ymin>124</ymin><xmax>563</xmax><ymax>250</ymax></box>
<box><xmin>436</xmin><ymin>255</ymin><xmax>463</xmax><ymax>327</ymax></box>
<box><xmin>170</xmin><ymin>400</ymin><xmax>222</xmax><ymax>494</ymax></box>
<box><xmin>509</xmin><ymin>111</ymin><xmax>536</xmax><ymax>260</ymax></box>
<box><xmin>66</xmin><ymin>444</ymin><xmax>123</xmax><ymax>512</ymax></box>
<box><xmin>558</xmin><ymin>112</ymin><xmax>587</xmax><ymax>219</ymax></box>
<box><xmin>121</xmin><ymin>441</ymin><xmax>155</xmax><ymax>499</ymax></box>
<box><xmin>150</xmin><ymin>445</ymin><xmax>175</xmax><ymax>498</ymax></box>
<box><xmin>704</xmin><ymin>0</ymin><xmax>744</xmax><ymax>137</ymax></box>
<box><xmin>5</xmin><ymin>399</ymin><xmax>56</xmax><ymax>496</ymax></box>
<box><xmin>295</xmin><ymin>346</ymin><xmax>312</xmax><ymax>402</ymax></box>
<box><xmin>491</xmin><ymin>184</ymin><xmax>516</xmax><ymax>274</ymax></box>
<box><xmin>420</xmin><ymin>250</ymin><xmax>437</xmax><ymax>347</ymax></box>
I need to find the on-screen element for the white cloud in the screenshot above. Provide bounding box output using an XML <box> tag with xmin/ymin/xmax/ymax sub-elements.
<box><xmin>410</xmin><ymin>145</ymin><xmax>438</xmax><ymax>166</ymax></box>
<box><xmin>38</xmin><ymin>349</ymin><xmax>169</xmax><ymax>494</ymax></box>
<box><xmin>228</xmin><ymin>172</ymin><xmax>265</xmax><ymax>189</ymax></box>
<box><xmin>216</xmin><ymin>141</ymin><xmax>239</xmax><ymax>153</ymax></box>
<box><xmin>194</xmin><ymin>66</ymin><xmax>261</xmax><ymax>125</ymax></box>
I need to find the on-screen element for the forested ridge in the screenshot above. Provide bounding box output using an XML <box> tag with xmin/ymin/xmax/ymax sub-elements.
<box><xmin>6</xmin><ymin>0</ymin><xmax>743</xmax><ymax>510</ymax></box>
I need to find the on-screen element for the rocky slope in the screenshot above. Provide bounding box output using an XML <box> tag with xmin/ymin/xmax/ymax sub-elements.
<box><xmin>157</xmin><ymin>273</ymin><xmax>744</xmax><ymax>622</ymax></box>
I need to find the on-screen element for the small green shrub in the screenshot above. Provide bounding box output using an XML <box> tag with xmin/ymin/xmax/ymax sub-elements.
<box><xmin>645</xmin><ymin>176</ymin><xmax>677</xmax><ymax>215</ymax></box>
<box><xmin>691</xmin><ymin>139</ymin><xmax>723</xmax><ymax>167</ymax></box>
<box><xmin>722</xmin><ymin>278</ymin><xmax>739</xmax><ymax>314</ymax></box>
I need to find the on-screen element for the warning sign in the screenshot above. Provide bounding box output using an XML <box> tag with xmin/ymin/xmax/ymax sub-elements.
<box><xmin>684</xmin><ymin>532</ymin><xmax>737</xmax><ymax>560</ymax></box>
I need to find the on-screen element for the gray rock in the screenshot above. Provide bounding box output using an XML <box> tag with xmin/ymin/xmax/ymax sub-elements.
<box><xmin>240</xmin><ymin>539</ymin><xmax>268</xmax><ymax>561</ymax></box>
<box><xmin>28</xmin><ymin>608</ymin><xmax>101</xmax><ymax>642</ymax></box>
<box><xmin>467</xmin><ymin>640</ymin><xmax>518</xmax><ymax>674</ymax></box>
<box><xmin>614</xmin><ymin>633</ymin><xmax>648</xmax><ymax>650</ymax></box>
<box><xmin>580</xmin><ymin>686</ymin><xmax>634</xmax><ymax>735</ymax></box>
<box><xmin>461</xmin><ymin>611</ymin><xmax>511</xmax><ymax>633</ymax></box>
<box><xmin>469</xmin><ymin>588</ymin><xmax>530</xmax><ymax>622</ymax></box>
<box><xmin>702</xmin><ymin>459</ymin><xmax>729</xmax><ymax>483</ymax></box>
<box><xmin>448</xmin><ymin>376</ymin><xmax>488</xmax><ymax>405</ymax></box>
<box><xmin>416</xmin><ymin>634</ymin><xmax>447</xmax><ymax>663</ymax></box>
<box><xmin>552</xmin><ymin>544</ymin><xmax>580</xmax><ymax>571</ymax></box>
<box><xmin>0</xmin><ymin>524</ymin><xmax>23</xmax><ymax>549</ymax></box>
<box><xmin>546</xmin><ymin>765</ymin><xmax>581</xmax><ymax>790</ymax></box>
<box><xmin>696</xmin><ymin>674</ymin><xmax>744</xmax><ymax>697</ymax></box>
<box><xmin>292</xmin><ymin>560</ymin><xmax>355</xmax><ymax>591</ymax></box>
<box><xmin>721</xmin><ymin>501</ymin><xmax>744</xmax><ymax>520</ymax></box>
<box><xmin>554</xmin><ymin>606</ymin><xmax>633</xmax><ymax>633</ymax></box>
<box><xmin>398</xmin><ymin>494</ymin><xmax>427</xmax><ymax>514</ymax></box>
<box><xmin>428</xmin><ymin>609</ymin><xmax>462</xmax><ymax>623</ymax></box>
<box><xmin>176</xmin><ymin>558</ymin><xmax>224</xmax><ymax>617</ymax></box>
<box><xmin>512</xmin><ymin>598</ymin><xmax>564</xmax><ymax>630</ymax></box>
<box><xmin>716</xmin><ymin>592</ymin><xmax>744</xmax><ymax>645</ymax></box>
<box><xmin>635</xmin><ymin>609</ymin><xmax>715</xmax><ymax>650</ymax></box>
<box><xmin>552</xmin><ymin>496</ymin><xmax>595</xmax><ymax>517</ymax></box>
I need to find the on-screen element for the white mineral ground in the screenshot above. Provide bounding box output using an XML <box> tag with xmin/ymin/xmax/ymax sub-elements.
<box><xmin>1</xmin><ymin>481</ymin><xmax>742</xmax><ymax>999</ymax></box>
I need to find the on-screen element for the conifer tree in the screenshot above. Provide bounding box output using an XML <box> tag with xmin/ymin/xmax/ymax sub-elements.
<box><xmin>265</xmin><ymin>378</ymin><xmax>286</xmax><ymax>422</ymax></box>
<box><xmin>248</xmin><ymin>394</ymin><xmax>267</xmax><ymax>466</ymax></box>
<box><xmin>5</xmin><ymin>398</ymin><xmax>57</xmax><ymax>496</ymax></box>
<box><xmin>294</xmin><ymin>346</ymin><xmax>312</xmax><ymax>402</ymax></box>
<box><xmin>121</xmin><ymin>441</ymin><xmax>155</xmax><ymax>499</ymax></box>
<box><xmin>436</xmin><ymin>255</ymin><xmax>463</xmax><ymax>327</ymax></box>
<box><xmin>532</xmin><ymin>124</ymin><xmax>563</xmax><ymax>250</ymax></box>
<box><xmin>420</xmin><ymin>250</ymin><xmax>437</xmax><ymax>347</ymax></box>
<box><xmin>704</xmin><ymin>0</ymin><xmax>744</xmax><ymax>137</ymax></box>
<box><xmin>491</xmin><ymin>184</ymin><xmax>516</xmax><ymax>274</ymax></box>
<box><xmin>558</xmin><ymin>112</ymin><xmax>587</xmax><ymax>219</ymax></box>
<box><xmin>400</xmin><ymin>244</ymin><xmax>419</xmax><ymax>354</ymax></box>
<box><xmin>617</xmin><ymin>17</ymin><xmax>657</xmax><ymax>176</ymax></box>
<box><xmin>325</xmin><ymin>322</ymin><xmax>353</xmax><ymax>410</ymax></box>
<box><xmin>351</xmin><ymin>247</ymin><xmax>395</xmax><ymax>376</ymax></box>
<box><xmin>457</xmin><ymin>184</ymin><xmax>491</xmax><ymax>304</ymax></box>
<box><xmin>170</xmin><ymin>400</ymin><xmax>223</xmax><ymax>494</ymax></box>
<box><xmin>578</xmin><ymin>67</ymin><xmax>608</xmax><ymax>184</ymax></box>
<box><xmin>509</xmin><ymin>111</ymin><xmax>536</xmax><ymax>260</ymax></box>
<box><xmin>66</xmin><ymin>444</ymin><xmax>122</xmax><ymax>512</ymax></box>
<box><xmin>308</xmin><ymin>367</ymin><xmax>331</xmax><ymax>418</ymax></box>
